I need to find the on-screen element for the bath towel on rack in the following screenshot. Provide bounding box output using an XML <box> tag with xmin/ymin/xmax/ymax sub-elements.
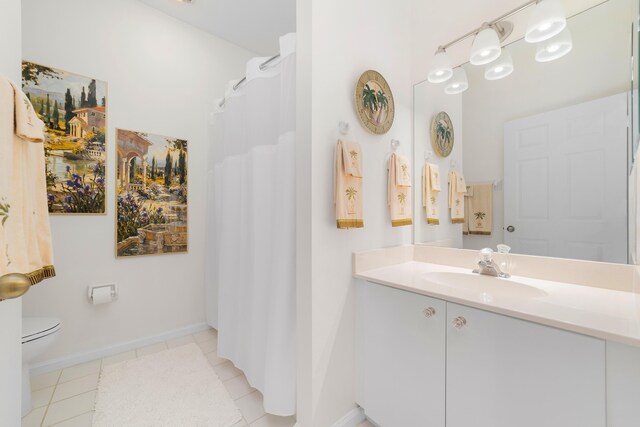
<box><xmin>466</xmin><ymin>183</ymin><xmax>493</xmax><ymax>235</ymax></box>
<box><xmin>0</xmin><ymin>76</ymin><xmax>55</xmax><ymax>287</ymax></box>
<box><xmin>335</xmin><ymin>139</ymin><xmax>364</xmax><ymax>228</ymax></box>
<box><xmin>448</xmin><ymin>170</ymin><xmax>466</xmax><ymax>224</ymax></box>
<box><xmin>388</xmin><ymin>153</ymin><xmax>412</xmax><ymax>227</ymax></box>
<box><xmin>423</xmin><ymin>163</ymin><xmax>440</xmax><ymax>225</ymax></box>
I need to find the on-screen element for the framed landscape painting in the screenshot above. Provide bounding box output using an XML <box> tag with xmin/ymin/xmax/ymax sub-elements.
<box><xmin>21</xmin><ymin>61</ymin><xmax>107</xmax><ymax>214</ymax></box>
<box><xmin>115</xmin><ymin>129</ymin><xmax>188</xmax><ymax>257</ymax></box>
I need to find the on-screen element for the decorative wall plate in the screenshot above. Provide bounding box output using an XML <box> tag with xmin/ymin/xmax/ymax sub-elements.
<box><xmin>355</xmin><ymin>70</ymin><xmax>395</xmax><ymax>134</ymax></box>
<box><xmin>431</xmin><ymin>111</ymin><xmax>454</xmax><ymax>157</ymax></box>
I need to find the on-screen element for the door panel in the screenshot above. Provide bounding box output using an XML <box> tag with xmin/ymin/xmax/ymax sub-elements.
<box><xmin>446</xmin><ymin>303</ymin><xmax>606</xmax><ymax>427</ymax></box>
<box><xmin>504</xmin><ymin>93</ymin><xmax>628</xmax><ymax>263</ymax></box>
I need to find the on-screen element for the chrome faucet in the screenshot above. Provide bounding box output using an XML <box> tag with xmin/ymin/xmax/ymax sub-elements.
<box><xmin>473</xmin><ymin>248</ymin><xmax>510</xmax><ymax>278</ymax></box>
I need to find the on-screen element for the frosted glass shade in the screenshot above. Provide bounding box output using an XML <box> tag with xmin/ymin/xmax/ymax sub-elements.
<box><xmin>485</xmin><ymin>49</ymin><xmax>514</xmax><ymax>80</ymax></box>
<box><xmin>470</xmin><ymin>27</ymin><xmax>502</xmax><ymax>65</ymax></box>
<box><xmin>428</xmin><ymin>50</ymin><xmax>454</xmax><ymax>83</ymax></box>
<box><xmin>525</xmin><ymin>0</ymin><xmax>567</xmax><ymax>43</ymax></box>
<box><xmin>536</xmin><ymin>28</ymin><xmax>573</xmax><ymax>62</ymax></box>
<box><xmin>445</xmin><ymin>68</ymin><xmax>469</xmax><ymax>95</ymax></box>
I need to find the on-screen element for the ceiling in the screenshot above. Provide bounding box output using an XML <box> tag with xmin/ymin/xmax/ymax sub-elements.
<box><xmin>137</xmin><ymin>0</ymin><xmax>296</xmax><ymax>55</ymax></box>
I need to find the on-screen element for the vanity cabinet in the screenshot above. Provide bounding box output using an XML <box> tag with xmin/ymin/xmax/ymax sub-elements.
<box><xmin>446</xmin><ymin>302</ymin><xmax>605</xmax><ymax>427</ymax></box>
<box><xmin>356</xmin><ymin>281</ymin><xmax>446</xmax><ymax>427</ymax></box>
<box><xmin>356</xmin><ymin>282</ymin><xmax>607</xmax><ymax>427</ymax></box>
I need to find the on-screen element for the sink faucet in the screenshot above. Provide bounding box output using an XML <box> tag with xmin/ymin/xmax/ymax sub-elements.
<box><xmin>473</xmin><ymin>248</ymin><xmax>510</xmax><ymax>278</ymax></box>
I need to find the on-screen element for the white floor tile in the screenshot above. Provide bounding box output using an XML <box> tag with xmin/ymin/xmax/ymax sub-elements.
<box><xmin>250</xmin><ymin>414</ymin><xmax>297</xmax><ymax>427</ymax></box>
<box><xmin>206</xmin><ymin>351</ymin><xmax>228</xmax><ymax>367</ymax></box>
<box><xmin>21</xmin><ymin>406</ymin><xmax>46</xmax><ymax>427</ymax></box>
<box><xmin>52</xmin><ymin>373</ymin><xmax>99</xmax><ymax>403</ymax></box>
<box><xmin>43</xmin><ymin>390</ymin><xmax>96</xmax><ymax>426</ymax></box>
<box><xmin>101</xmin><ymin>350</ymin><xmax>136</xmax><ymax>366</ymax></box>
<box><xmin>32</xmin><ymin>385</ymin><xmax>55</xmax><ymax>409</ymax></box>
<box><xmin>214</xmin><ymin>361</ymin><xmax>243</xmax><ymax>381</ymax></box>
<box><xmin>196</xmin><ymin>337</ymin><xmax>217</xmax><ymax>354</ymax></box>
<box><xmin>224</xmin><ymin>374</ymin><xmax>255</xmax><ymax>400</ymax></box>
<box><xmin>193</xmin><ymin>328</ymin><xmax>218</xmax><ymax>342</ymax></box>
<box><xmin>166</xmin><ymin>334</ymin><xmax>196</xmax><ymax>348</ymax></box>
<box><xmin>50</xmin><ymin>411</ymin><xmax>93</xmax><ymax>427</ymax></box>
<box><xmin>59</xmin><ymin>360</ymin><xmax>101</xmax><ymax>383</ymax></box>
<box><xmin>235</xmin><ymin>390</ymin><xmax>266</xmax><ymax>424</ymax></box>
<box><xmin>31</xmin><ymin>370</ymin><xmax>61</xmax><ymax>391</ymax></box>
<box><xmin>135</xmin><ymin>342</ymin><xmax>168</xmax><ymax>357</ymax></box>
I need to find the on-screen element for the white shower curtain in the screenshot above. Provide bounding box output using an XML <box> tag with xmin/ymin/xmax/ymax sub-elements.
<box><xmin>206</xmin><ymin>33</ymin><xmax>296</xmax><ymax>416</ymax></box>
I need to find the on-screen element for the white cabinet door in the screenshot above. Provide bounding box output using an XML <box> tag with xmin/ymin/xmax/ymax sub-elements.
<box><xmin>356</xmin><ymin>281</ymin><xmax>446</xmax><ymax>427</ymax></box>
<box><xmin>446</xmin><ymin>303</ymin><xmax>606</xmax><ymax>427</ymax></box>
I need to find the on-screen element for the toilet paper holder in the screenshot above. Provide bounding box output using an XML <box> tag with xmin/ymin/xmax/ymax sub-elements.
<box><xmin>88</xmin><ymin>284</ymin><xmax>118</xmax><ymax>304</ymax></box>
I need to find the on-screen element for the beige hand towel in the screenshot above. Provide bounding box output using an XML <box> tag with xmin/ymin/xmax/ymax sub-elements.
<box><xmin>335</xmin><ymin>139</ymin><xmax>364</xmax><ymax>229</ymax></box>
<box><xmin>448</xmin><ymin>170</ymin><xmax>466</xmax><ymax>224</ymax></box>
<box><xmin>423</xmin><ymin>163</ymin><xmax>440</xmax><ymax>225</ymax></box>
<box><xmin>388</xmin><ymin>153</ymin><xmax>412</xmax><ymax>227</ymax></box>
<box><xmin>468</xmin><ymin>183</ymin><xmax>493</xmax><ymax>235</ymax></box>
<box><xmin>463</xmin><ymin>183</ymin><xmax>473</xmax><ymax>235</ymax></box>
<box><xmin>0</xmin><ymin>77</ymin><xmax>55</xmax><ymax>290</ymax></box>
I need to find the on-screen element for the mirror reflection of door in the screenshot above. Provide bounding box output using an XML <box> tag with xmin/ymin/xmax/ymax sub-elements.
<box><xmin>504</xmin><ymin>93</ymin><xmax>628</xmax><ymax>263</ymax></box>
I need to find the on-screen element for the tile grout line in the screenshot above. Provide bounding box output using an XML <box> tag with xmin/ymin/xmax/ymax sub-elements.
<box><xmin>38</xmin><ymin>369</ymin><xmax>62</xmax><ymax>427</ymax></box>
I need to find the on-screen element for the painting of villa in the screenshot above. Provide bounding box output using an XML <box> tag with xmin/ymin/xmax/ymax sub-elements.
<box><xmin>21</xmin><ymin>61</ymin><xmax>107</xmax><ymax>214</ymax></box>
<box><xmin>116</xmin><ymin>129</ymin><xmax>188</xmax><ymax>257</ymax></box>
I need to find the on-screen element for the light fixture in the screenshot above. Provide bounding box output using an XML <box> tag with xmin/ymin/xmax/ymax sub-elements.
<box><xmin>525</xmin><ymin>0</ymin><xmax>566</xmax><ymax>43</ymax></box>
<box><xmin>470</xmin><ymin>25</ymin><xmax>502</xmax><ymax>66</ymax></box>
<box><xmin>485</xmin><ymin>49</ymin><xmax>514</xmax><ymax>80</ymax></box>
<box><xmin>535</xmin><ymin>27</ymin><xmax>572</xmax><ymax>62</ymax></box>
<box><xmin>428</xmin><ymin>47</ymin><xmax>454</xmax><ymax>83</ymax></box>
<box><xmin>445</xmin><ymin>68</ymin><xmax>469</xmax><ymax>95</ymax></box>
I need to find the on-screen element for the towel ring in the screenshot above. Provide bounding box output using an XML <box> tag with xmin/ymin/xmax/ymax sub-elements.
<box><xmin>339</xmin><ymin>121</ymin><xmax>350</xmax><ymax>136</ymax></box>
<box><xmin>425</xmin><ymin>151</ymin><xmax>434</xmax><ymax>161</ymax></box>
<box><xmin>390</xmin><ymin>139</ymin><xmax>400</xmax><ymax>152</ymax></box>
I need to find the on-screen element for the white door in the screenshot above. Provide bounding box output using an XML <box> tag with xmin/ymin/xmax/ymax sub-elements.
<box><xmin>446</xmin><ymin>303</ymin><xmax>606</xmax><ymax>427</ymax></box>
<box><xmin>356</xmin><ymin>281</ymin><xmax>446</xmax><ymax>427</ymax></box>
<box><xmin>504</xmin><ymin>93</ymin><xmax>628</xmax><ymax>263</ymax></box>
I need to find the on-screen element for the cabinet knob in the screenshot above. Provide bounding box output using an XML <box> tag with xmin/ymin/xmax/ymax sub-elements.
<box><xmin>451</xmin><ymin>316</ymin><xmax>467</xmax><ymax>329</ymax></box>
<box><xmin>423</xmin><ymin>307</ymin><xmax>436</xmax><ymax>318</ymax></box>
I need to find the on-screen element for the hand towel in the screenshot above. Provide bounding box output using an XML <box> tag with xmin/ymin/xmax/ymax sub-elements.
<box><xmin>463</xmin><ymin>183</ymin><xmax>473</xmax><ymax>235</ymax></box>
<box><xmin>423</xmin><ymin>163</ymin><xmax>440</xmax><ymax>225</ymax></box>
<box><xmin>0</xmin><ymin>76</ymin><xmax>55</xmax><ymax>291</ymax></box>
<box><xmin>468</xmin><ymin>183</ymin><xmax>493</xmax><ymax>235</ymax></box>
<box><xmin>388</xmin><ymin>153</ymin><xmax>412</xmax><ymax>227</ymax></box>
<box><xmin>335</xmin><ymin>139</ymin><xmax>364</xmax><ymax>229</ymax></box>
<box><xmin>448</xmin><ymin>170</ymin><xmax>466</xmax><ymax>224</ymax></box>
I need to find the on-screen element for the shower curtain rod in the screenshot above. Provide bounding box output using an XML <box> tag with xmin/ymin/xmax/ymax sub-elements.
<box><xmin>218</xmin><ymin>53</ymin><xmax>281</xmax><ymax>108</ymax></box>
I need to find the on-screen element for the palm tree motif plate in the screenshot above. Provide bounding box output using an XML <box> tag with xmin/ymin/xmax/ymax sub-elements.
<box><xmin>355</xmin><ymin>70</ymin><xmax>395</xmax><ymax>135</ymax></box>
<box><xmin>431</xmin><ymin>112</ymin><xmax>454</xmax><ymax>157</ymax></box>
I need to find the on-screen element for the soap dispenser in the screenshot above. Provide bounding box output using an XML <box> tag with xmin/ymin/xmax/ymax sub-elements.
<box><xmin>496</xmin><ymin>244</ymin><xmax>512</xmax><ymax>277</ymax></box>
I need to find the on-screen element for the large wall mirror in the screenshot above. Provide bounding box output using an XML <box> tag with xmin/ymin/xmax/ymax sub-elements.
<box><xmin>413</xmin><ymin>0</ymin><xmax>640</xmax><ymax>264</ymax></box>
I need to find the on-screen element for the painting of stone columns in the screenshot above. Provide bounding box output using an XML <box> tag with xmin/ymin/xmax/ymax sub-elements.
<box><xmin>115</xmin><ymin>129</ymin><xmax>188</xmax><ymax>257</ymax></box>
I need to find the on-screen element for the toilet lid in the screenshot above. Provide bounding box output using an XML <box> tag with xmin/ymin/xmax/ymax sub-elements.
<box><xmin>22</xmin><ymin>317</ymin><xmax>61</xmax><ymax>343</ymax></box>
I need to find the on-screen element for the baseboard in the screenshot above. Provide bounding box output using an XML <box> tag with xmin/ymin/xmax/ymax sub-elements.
<box><xmin>331</xmin><ymin>406</ymin><xmax>365</xmax><ymax>427</ymax></box>
<box><xmin>29</xmin><ymin>322</ymin><xmax>211</xmax><ymax>376</ymax></box>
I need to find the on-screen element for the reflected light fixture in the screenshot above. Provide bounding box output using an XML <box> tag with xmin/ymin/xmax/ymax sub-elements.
<box><xmin>445</xmin><ymin>68</ymin><xmax>469</xmax><ymax>95</ymax></box>
<box><xmin>485</xmin><ymin>49</ymin><xmax>514</xmax><ymax>80</ymax></box>
<box><xmin>470</xmin><ymin>24</ymin><xmax>502</xmax><ymax>65</ymax></box>
<box><xmin>525</xmin><ymin>0</ymin><xmax>566</xmax><ymax>43</ymax></box>
<box><xmin>428</xmin><ymin>47</ymin><xmax>454</xmax><ymax>83</ymax></box>
<box><xmin>535</xmin><ymin>27</ymin><xmax>572</xmax><ymax>62</ymax></box>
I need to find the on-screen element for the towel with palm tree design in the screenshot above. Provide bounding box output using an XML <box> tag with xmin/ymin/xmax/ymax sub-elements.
<box><xmin>423</xmin><ymin>163</ymin><xmax>441</xmax><ymax>225</ymax></box>
<box><xmin>465</xmin><ymin>183</ymin><xmax>492</xmax><ymax>235</ymax></box>
<box><xmin>388</xmin><ymin>153</ymin><xmax>412</xmax><ymax>227</ymax></box>
<box><xmin>448</xmin><ymin>170</ymin><xmax>466</xmax><ymax>224</ymax></box>
<box><xmin>335</xmin><ymin>139</ymin><xmax>364</xmax><ymax>229</ymax></box>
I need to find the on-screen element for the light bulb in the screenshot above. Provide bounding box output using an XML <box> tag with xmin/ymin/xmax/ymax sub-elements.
<box><xmin>538</xmin><ymin>22</ymin><xmax>552</xmax><ymax>32</ymax></box>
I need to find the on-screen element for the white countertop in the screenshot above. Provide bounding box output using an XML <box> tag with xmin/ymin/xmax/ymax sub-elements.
<box><xmin>355</xmin><ymin>261</ymin><xmax>640</xmax><ymax>347</ymax></box>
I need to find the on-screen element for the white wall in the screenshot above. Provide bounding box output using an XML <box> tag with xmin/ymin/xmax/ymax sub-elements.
<box><xmin>461</xmin><ymin>0</ymin><xmax>631</xmax><ymax>251</ymax></box>
<box><xmin>297</xmin><ymin>0</ymin><xmax>414</xmax><ymax>425</ymax></box>
<box><xmin>21</xmin><ymin>0</ymin><xmax>255</xmax><ymax>365</ymax></box>
<box><xmin>413</xmin><ymin>82</ymin><xmax>464</xmax><ymax>247</ymax></box>
<box><xmin>0</xmin><ymin>0</ymin><xmax>24</xmax><ymax>423</ymax></box>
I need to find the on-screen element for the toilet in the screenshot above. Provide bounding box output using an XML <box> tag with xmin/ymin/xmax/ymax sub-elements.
<box><xmin>22</xmin><ymin>317</ymin><xmax>61</xmax><ymax>416</ymax></box>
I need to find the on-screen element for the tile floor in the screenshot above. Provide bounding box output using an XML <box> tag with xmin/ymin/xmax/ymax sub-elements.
<box><xmin>22</xmin><ymin>329</ymin><xmax>296</xmax><ymax>427</ymax></box>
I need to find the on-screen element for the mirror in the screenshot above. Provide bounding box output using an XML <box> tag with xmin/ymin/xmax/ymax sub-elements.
<box><xmin>413</xmin><ymin>0</ymin><xmax>640</xmax><ymax>264</ymax></box>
